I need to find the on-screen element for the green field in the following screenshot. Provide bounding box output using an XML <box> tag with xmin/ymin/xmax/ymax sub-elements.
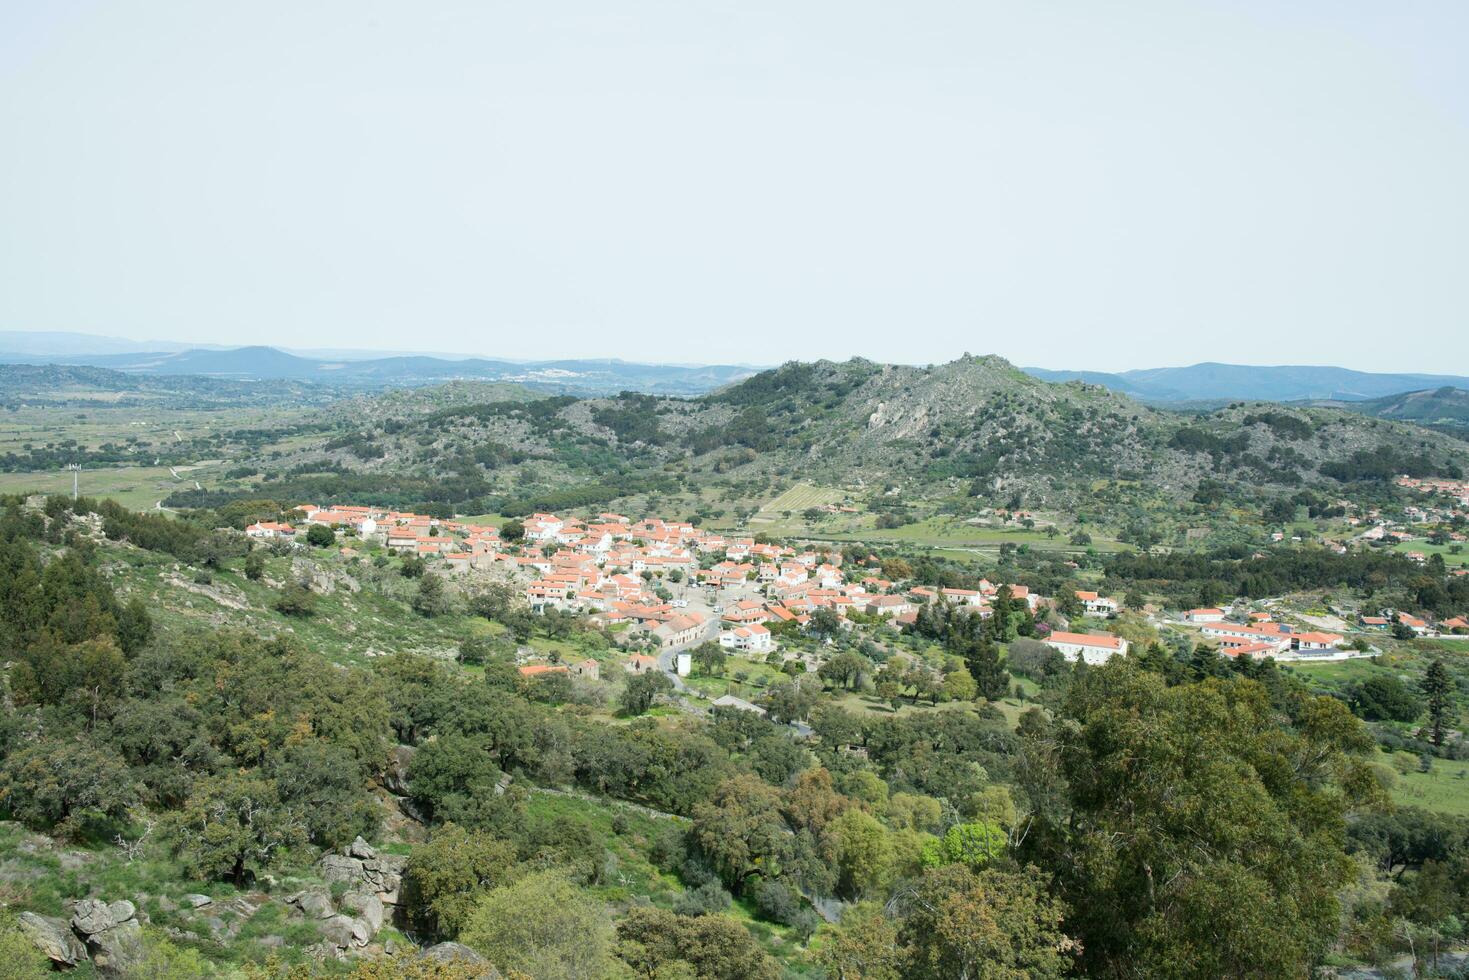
<box><xmin>0</xmin><ymin>461</ymin><xmax>229</xmax><ymax>511</ymax></box>
<box><xmin>752</xmin><ymin>483</ymin><xmax>846</xmax><ymax>521</ymax></box>
<box><xmin>1391</xmin><ymin>539</ymin><xmax>1469</xmax><ymax>568</ymax></box>
<box><xmin>1385</xmin><ymin>751</ymin><xmax>1469</xmax><ymax>816</ymax></box>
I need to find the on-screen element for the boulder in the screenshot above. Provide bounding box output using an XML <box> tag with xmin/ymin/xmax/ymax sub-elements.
<box><xmin>421</xmin><ymin>942</ymin><xmax>501</xmax><ymax>977</ymax></box>
<box><xmin>349</xmin><ymin>836</ymin><xmax>377</xmax><ymax>860</ymax></box>
<box><xmin>319</xmin><ymin>853</ymin><xmax>366</xmax><ymax>885</ymax></box>
<box><xmin>422</xmin><ymin>942</ymin><xmax>489</xmax><ymax>964</ymax></box>
<box><xmin>87</xmin><ymin>918</ymin><xmax>145</xmax><ymax>978</ymax></box>
<box><xmin>290</xmin><ymin>890</ymin><xmax>336</xmax><ymax>920</ymax></box>
<box><xmin>107</xmin><ymin>900</ymin><xmax>136</xmax><ymax>924</ymax></box>
<box><xmin>71</xmin><ymin>898</ymin><xmax>116</xmax><ymax>935</ymax></box>
<box><xmin>319</xmin><ymin>914</ymin><xmax>372</xmax><ymax>948</ymax></box>
<box><xmin>340</xmin><ymin>891</ymin><xmax>384</xmax><ymax>935</ymax></box>
<box><xmin>16</xmin><ymin>912</ymin><xmax>88</xmax><ymax>967</ymax></box>
<box><xmin>183</xmin><ymin>893</ymin><xmax>213</xmax><ymax>908</ymax></box>
<box><xmin>384</xmin><ymin>744</ymin><xmax>416</xmax><ymax>795</ymax></box>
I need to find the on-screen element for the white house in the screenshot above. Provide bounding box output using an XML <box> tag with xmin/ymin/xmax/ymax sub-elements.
<box><xmin>1184</xmin><ymin>608</ymin><xmax>1226</xmax><ymax>623</ymax></box>
<box><xmin>245</xmin><ymin>521</ymin><xmax>296</xmax><ymax>539</ymax></box>
<box><xmin>719</xmin><ymin>623</ymin><xmax>774</xmax><ymax>653</ymax></box>
<box><xmin>1044</xmin><ymin>631</ymin><xmax>1129</xmax><ymax>665</ymax></box>
<box><xmin>1075</xmin><ymin>591</ymin><xmax>1118</xmax><ymax>616</ymax></box>
<box><xmin>1291</xmin><ymin>631</ymin><xmax>1344</xmax><ymax>651</ymax></box>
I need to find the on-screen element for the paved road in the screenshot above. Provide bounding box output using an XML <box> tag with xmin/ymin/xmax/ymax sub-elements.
<box><xmin>655</xmin><ymin>614</ymin><xmax>721</xmax><ymax>692</ymax></box>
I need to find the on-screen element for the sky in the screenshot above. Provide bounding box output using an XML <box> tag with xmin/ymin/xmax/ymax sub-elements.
<box><xmin>0</xmin><ymin>1</ymin><xmax>1465</xmax><ymax>372</ymax></box>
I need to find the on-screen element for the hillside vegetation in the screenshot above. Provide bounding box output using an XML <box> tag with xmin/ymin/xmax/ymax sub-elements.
<box><xmin>166</xmin><ymin>356</ymin><xmax>1469</xmax><ymax>539</ymax></box>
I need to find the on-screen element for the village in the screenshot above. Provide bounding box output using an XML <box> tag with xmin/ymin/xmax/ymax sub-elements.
<box><xmin>244</xmin><ymin>502</ymin><xmax>1469</xmax><ymax>704</ymax></box>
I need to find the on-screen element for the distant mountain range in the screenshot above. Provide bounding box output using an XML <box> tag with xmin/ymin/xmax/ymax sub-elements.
<box><xmin>4</xmin><ymin>331</ymin><xmax>1468</xmax><ymax>402</ymax></box>
<box><xmin>1023</xmin><ymin>362</ymin><xmax>1469</xmax><ymax>403</ymax></box>
<box><xmin>0</xmin><ymin>336</ymin><xmax>758</xmax><ymax>396</ymax></box>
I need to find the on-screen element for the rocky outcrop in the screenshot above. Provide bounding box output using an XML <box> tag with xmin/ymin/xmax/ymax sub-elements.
<box><xmin>317</xmin><ymin>836</ymin><xmax>406</xmax><ymax>907</ymax></box>
<box><xmin>70</xmin><ymin>898</ymin><xmax>145</xmax><ymax>978</ymax></box>
<box><xmin>289</xmin><ymin>845</ymin><xmax>400</xmax><ymax>957</ymax></box>
<box><xmin>291</xmin><ymin>558</ymin><xmax>361</xmax><ymax>594</ymax></box>
<box><xmin>16</xmin><ymin>912</ymin><xmax>87</xmax><ymax>967</ymax></box>
<box><xmin>341</xmin><ymin>891</ymin><xmax>385</xmax><ymax>934</ymax></box>
<box><xmin>288</xmin><ymin>889</ymin><xmax>336</xmax><ymax>920</ymax></box>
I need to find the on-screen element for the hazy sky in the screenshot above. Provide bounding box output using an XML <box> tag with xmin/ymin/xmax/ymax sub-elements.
<box><xmin>1</xmin><ymin>2</ymin><xmax>1465</xmax><ymax>371</ymax></box>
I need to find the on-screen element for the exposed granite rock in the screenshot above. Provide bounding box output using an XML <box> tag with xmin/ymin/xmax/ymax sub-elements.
<box><xmin>341</xmin><ymin>891</ymin><xmax>384</xmax><ymax>934</ymax></box>
<box><xmin>317</xmin><ymin>843</ymin><xmax>407</xmax><ymax>907</ymax></box>
<box><xmin>289</xmin><ymin>889</ymin><xmax>336</xmax><ymax>920</ymax></box>
<box><xmin>384</xmin><ymin>745</ymin><xmax>416</xmax><ymax>795</ymax></box>
<box><xmin>86</xmin><ymin>918</ymin><xmax>144</xmax><ymax>978</ymax></box>
<box><xmin>421</xmin><ymin>942</ymin><xmax>501</xmax><ymax>977</ymax></box>
<box><xmin>16</xmin><ymin>912</ymin><xmax>87</xmax><ymax>967</ymax></box>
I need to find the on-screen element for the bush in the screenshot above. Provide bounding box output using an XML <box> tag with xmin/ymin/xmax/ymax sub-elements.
<box><xmin>305</xmin><ymin>524</ymin><xmax>336</xmax><ymax>548</ymax></box>
<box><xmin>274</xmin><ymin>584</ymin><xmax>317</xmax><ymax>617</ymax></box>
<box><xmin>673</xmin><ymin>879</ymin><xmax>733</xmax><ymax>916</ymax></box>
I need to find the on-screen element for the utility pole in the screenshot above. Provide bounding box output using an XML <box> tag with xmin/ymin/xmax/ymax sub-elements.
<box><xmin>67</xmin><ymin>463</ymin><xmax>80</xmax><ymax>500</ymax></box>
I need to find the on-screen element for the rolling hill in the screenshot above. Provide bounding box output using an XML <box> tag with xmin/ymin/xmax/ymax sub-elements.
<box><xmin>1025</xmin><ymin>362</ymin><xmax>1469</xmax><ymax>403</ymax></box>
<box><xmin>1313</xmin><ymin>386</ymin><xmax>1469</xmax><ymax>431</ymax></box>
<box><xmin>0</xmin><ymin>343</ymin><xmax>758</xmax><ymax>396</ymax></box>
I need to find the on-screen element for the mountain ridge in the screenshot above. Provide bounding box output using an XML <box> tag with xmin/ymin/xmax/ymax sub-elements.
<box><xmin>1025</xmin><ymin>362</ymin><xmax>1469</xmax><ymax>403</ymax></box>
<box><xmin>0</xmin><ymin>344</ymin><xmax>758</xmax><ymax>396</ymax></box>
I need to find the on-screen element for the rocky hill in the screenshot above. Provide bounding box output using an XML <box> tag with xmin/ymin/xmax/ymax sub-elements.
<box><xmin>191</xmin><ymin>356</ymin><xmax>1469</xmax><ymax>523</ymax></box>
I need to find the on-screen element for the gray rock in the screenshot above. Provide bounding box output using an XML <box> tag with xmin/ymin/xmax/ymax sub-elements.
<box><xmin>348</xmin><ymin>835</ymin><xmax>377</xmax><ymax>860</ymax></box>
<box><xmin>291</xmin><ymin>890</ymin><xmax>336</xmax><ymax>920</ymax></box>
<box><xmin>420</xmin><ymin>942</ymin><xmax>502</xmax><ymax>977</ymax></box>
<box><xmin>340</xmin><ymin>891</ymin><xmax>384</xmax><ymax>935</ymax></box>
<box><xmin>318</xmin><ymin>914</ymin><xmax>371</xmax><ymax>948</ymax></box>
<box><xmin>384</xmin><ymin>744</ymin><xmax>415</xmax><ymax>795</ymax></box>
<box><xmin>219</xmin><ymin>895</ymin><xmax>260</xmax><ymax>919</ymax></box>
<box><xmin>304</xmin><ymin>941</ymin><xmax>343</xmax><ymax>962</ymax></box>
<box><xmin>16</xmin><ymin>912</ymin><xmax>88</xmax><ymax>966</ymax></box>
<box><xmin>183</xmin><ymin>893</ymin><xmax>213</xmax><ymax>908</ymax></box>
<box><xmin>377</xmin><ymin>876</ymin><xmax>402</xmax><ymax>906</ymax></box>
<box><xmin>71</xmin><ymin>898</ymin><xmax>116</xmax><ymax>935</ymax></box>
<box><xmin>363</xmin><ymin>854</ymin><xmax>407</xmax><ymax>905</ymax></box>
<box><xmin>107</xmin><ymin>900</ymin><xmax>136</xmax><ymax>924</ymax></box>
<box><xmin>422</xmin><ymin>941</ymin><xmax>489</xmax><ymax>964</ymax></box>
<box><xmin>86</xmin><ymin>918</ymin><xmax>145</xmax><ymax>978</ymax></box>
<box><xmin>319</xmin><ymin>853</ymin><xmax>366</xmax><ymax>885</ymax></box>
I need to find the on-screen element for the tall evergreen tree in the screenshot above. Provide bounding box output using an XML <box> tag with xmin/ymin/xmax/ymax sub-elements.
<box><xmin>1423</xmin><ymin>657</ymin><xmax>1452</xmax><ymax>747</ymax></box>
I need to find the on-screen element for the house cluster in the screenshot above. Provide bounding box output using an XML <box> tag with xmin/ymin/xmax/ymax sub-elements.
<box><xmin>1397</xmin><ymin>476</ymin><xmax>1469</xmax><ymax>510</ymax></box>
<box><xmin>246</xmin><ymin>504</ymin><xmax>503</xmax><ymax>564</ymax></box>
<box><xmin>1182</xmin><ymin>606</ymin><xmax>1346</xmax><ymax>658</ymax></box>
<box><xmin>1359</xmin><ymin>611</ymin><xmax>1469</xmax><ymax>638</ymax></box>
